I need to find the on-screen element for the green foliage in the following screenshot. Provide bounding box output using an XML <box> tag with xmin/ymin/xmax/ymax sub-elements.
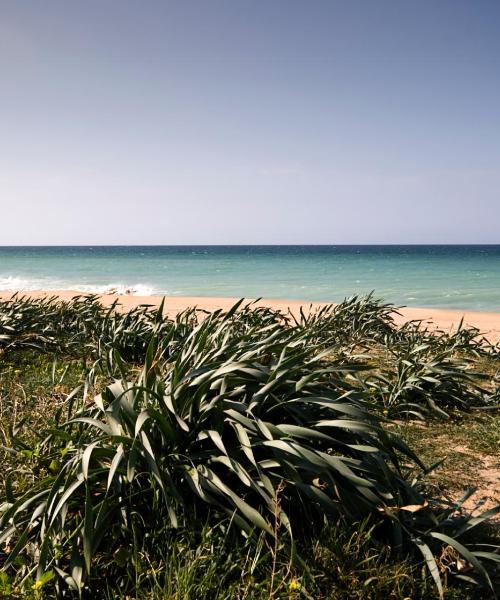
<box><xmin>0</xmin><ymin>294</ymin><xmax>499</xmax><ymax>598</ymax></box>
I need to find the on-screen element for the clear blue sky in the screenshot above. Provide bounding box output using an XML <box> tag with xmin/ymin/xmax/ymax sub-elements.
<box><xmin>1</xmin><ymin>1</ymin><xmax>499</xmax><ymax>244</ymax></box>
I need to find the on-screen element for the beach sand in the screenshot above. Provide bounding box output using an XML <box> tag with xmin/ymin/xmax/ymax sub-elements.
<box><xmin>1</xmin><ymin>290</ymin><xmax>499</xmax><ymax>344</ymax></box>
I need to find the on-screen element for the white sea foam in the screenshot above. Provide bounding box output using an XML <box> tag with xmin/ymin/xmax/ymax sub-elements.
<box><xmin>0</xmin><ymin>276</ymin><xmax>62</xmax><ymax>291</ymax></box>
<box><xmin>74</xmin><ymin>283</ymin><xmax>158</xmax><ymax>296</ymax></box>
<box><xmin>0</xmin><ymin>276</ymin><xmax>158</xmax><ymax>296</ymax></box>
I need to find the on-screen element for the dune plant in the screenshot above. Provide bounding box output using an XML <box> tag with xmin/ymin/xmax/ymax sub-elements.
<box><xmin>373</xmin><ymin>343</ymin><xmax>490</xmax><ymax>419</ymax></box>
<box><xmin>290</xmin><ymin>293</ymin><xmax>397</xmax><ymax>349</ymax></box>
<box><xmin>0</xmin><ymin>295</ymin><xmax>109</xmax><ymax>355</ymax></box>
<box><xmin>1</xmin><ymin>300</ymin><xmax>499</xmax><ymax>597</ymax></box>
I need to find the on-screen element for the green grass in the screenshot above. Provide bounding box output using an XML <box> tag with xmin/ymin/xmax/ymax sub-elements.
<box><xmin>0</xmin><ymin>294</ymin><xmax>499</xmax><ymax>599</ymax></box>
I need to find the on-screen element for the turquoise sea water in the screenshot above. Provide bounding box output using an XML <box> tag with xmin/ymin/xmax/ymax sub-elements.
<box><xmin>0</xmin><ymin>246</ymin><xmax>499</xmax><ymax>311</ymax></box>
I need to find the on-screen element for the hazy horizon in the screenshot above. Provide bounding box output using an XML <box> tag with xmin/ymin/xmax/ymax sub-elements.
<box><xmin>1</xmin><ymin>243</ymin><xmax>500</xmax><ymax>248</ymax></box>
<box><xmin>1</xmin><ymin>1</ymin><xmax>499</xmax><ymax>245</ymax></box>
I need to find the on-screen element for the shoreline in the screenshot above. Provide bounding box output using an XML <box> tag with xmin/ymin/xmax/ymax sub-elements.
<box><xmin>1</xmin><ymin>289</ymin><xmax>500</xmax><ymax>344</ymax></box>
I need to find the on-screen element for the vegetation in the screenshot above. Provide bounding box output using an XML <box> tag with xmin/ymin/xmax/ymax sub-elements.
<box><xmin>0</xmin><ymin>294</ymin><xmax>498</xmax><ymax>598</ymax></box>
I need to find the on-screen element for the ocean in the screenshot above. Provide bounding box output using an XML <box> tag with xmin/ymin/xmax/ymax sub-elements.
<box><xmin>0</xmin><ymin>245</ymin><xmax>499</xmax><ymax>311</ymax></box>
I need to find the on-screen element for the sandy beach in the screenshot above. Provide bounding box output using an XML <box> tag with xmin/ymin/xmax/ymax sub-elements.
<box><xmin>1</xmin><ymin>290</ymin><xmax>499</xmax><ymax>344</ymax></box>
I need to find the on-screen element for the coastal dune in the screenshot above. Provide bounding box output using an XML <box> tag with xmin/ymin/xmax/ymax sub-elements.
<box><xmin>1</xmin><ymin>290</ymin><xmax>499</xmax><ymax>344</ymax></box>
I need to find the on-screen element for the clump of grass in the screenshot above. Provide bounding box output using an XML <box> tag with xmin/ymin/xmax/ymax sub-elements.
<box><xmin>291</xmin><ymin>293</ymin><xmax>397</xmax><ymax>348</ymax></box>
<box><xmin>0</xmin><ymin>294</ymin><xmax>499</xmax><ymax>598</ymax></box>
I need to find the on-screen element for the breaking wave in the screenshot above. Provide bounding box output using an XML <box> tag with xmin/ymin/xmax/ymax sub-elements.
<box><xmin>0</xmin><ymin>276</ymin><xmax>158</xmax><ymax>296</ymax></box>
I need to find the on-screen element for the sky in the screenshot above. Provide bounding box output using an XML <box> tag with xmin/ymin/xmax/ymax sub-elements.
<box><xmin>1</xmin><ymin>0</ymin><xmax>499</xmax><ymax>245</ymax></box>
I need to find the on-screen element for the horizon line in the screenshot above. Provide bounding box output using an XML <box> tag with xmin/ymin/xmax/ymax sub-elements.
<box><xmin>1</xmin><ymin>243</ymin><xmax>500</xmax><ymax>248</ymax></box>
